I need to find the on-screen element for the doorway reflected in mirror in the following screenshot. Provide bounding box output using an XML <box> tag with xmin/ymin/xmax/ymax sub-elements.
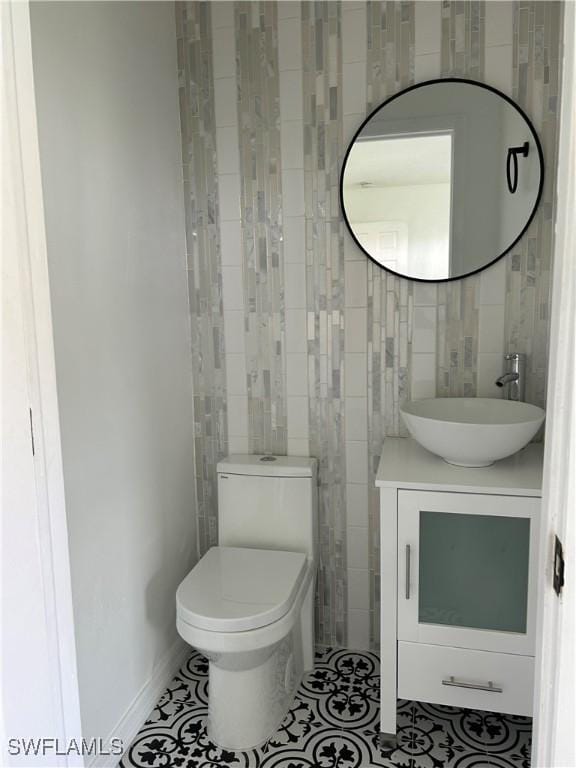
<box><xmin>344</xmin><ymin>133</ymin><xmax>452</xmax><ymax>279</ymax></box>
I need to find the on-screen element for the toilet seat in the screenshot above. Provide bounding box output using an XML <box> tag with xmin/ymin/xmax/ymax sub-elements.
<box><xmin>176</xmin><ymin>546</ymin><xmax>307</xmax><ymax>633</ymax></box>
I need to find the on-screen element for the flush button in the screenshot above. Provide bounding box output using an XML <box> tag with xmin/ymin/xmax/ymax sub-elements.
<box><xmin>260</xmin><ymin>455</ymin><xmax>277</xmax><ymax>462</ymax></box>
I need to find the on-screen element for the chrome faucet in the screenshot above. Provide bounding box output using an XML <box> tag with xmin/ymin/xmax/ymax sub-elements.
<box><xmin>495</xmin><ymin>353</ymin><xmax>525</xmax><ymax>401</ymax></box>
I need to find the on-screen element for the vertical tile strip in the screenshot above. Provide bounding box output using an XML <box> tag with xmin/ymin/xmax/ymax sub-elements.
<box><xmin>235</xmin><ymin>2</ymin><xmax>287</xmax><ymax>454</ymax></box>
<box><xmin>436</xmin><ymin>1</ymin><xmax>484</xmax><ymax>400</ymax></box>
<box><xmin>507</xmin><ymin>1</ymin><xmax>562</xmax><ymax>407</ymax></box>
<box><xmin>302</xmin><ymin>1</ymin><xmax>347</xmax><ymax>647</ymax></box>
<box><xmin>343</xmin><ymin>3</ymin><xmax>370</xmax><ymax>651</ymax></box>
<box><xmin>365</xmin><ymin>1</ymin><xmax>415</xmax><ymax>649</ymax></box>
<box><xmin>441</xmin><ymin>0</ymin><xmax>485</xmax><ymax>78</ymax></box>
<box><xmin>176</xmin><ymin>1</ymin><xmax>227</xmax><ymax>554</ymax></box>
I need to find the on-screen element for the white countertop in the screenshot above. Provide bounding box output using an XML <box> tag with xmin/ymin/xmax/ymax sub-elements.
<box><xmin>376</xmin><ymin>437</ymin><xmax>543</xmax><ymax>496</ymax></box>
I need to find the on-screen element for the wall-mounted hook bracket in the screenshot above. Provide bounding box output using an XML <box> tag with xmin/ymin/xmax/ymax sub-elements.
<box><xmin>506</xmin><ymin>141</ymin><xmax>529</xmax><ymax>193</ymax></box>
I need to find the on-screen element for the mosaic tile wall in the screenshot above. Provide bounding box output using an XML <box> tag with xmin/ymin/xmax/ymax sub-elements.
<box><xmin>176</xmin><ymin>1</ymin><xmax>563</xmax><ymax>651</ymax></box>
<box><xmin>302</xmin><ymin>2</ymin><xmax>347</xmax><ymax>647</ymax></box>
<box><xmin>176</xmin><ymin>2</ymin><xmax>228</xmax><ymax>551</ymax></box>
<box><xmin>236</xmin><ymin>2</ymin><xmax>288</xmax><ymax>454</ymax></box>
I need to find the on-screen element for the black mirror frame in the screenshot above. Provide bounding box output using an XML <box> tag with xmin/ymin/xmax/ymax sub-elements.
<box><xmin>339</xmin><ymin>77</ymin><xmax>545</xmax><ymax>283</ymax></box>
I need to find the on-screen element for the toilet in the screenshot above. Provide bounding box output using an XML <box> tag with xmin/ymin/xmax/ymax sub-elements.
<box><xmin>176</xmin><ymin>454</ymin><xmax>318</xmax><ymax>750</ymax></box>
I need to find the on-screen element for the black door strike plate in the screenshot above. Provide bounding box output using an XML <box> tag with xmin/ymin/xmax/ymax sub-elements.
<box><xmin>553</xmin><ymin>535</ymin><xmax>565</xmax><ymax>597</ymax></box>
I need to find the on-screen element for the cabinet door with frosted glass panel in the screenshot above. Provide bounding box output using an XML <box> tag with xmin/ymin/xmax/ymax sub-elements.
<box><xmin>397</xmin><ymin>491</ymin><xmax>539</xmax><ymax>656</ymax></box>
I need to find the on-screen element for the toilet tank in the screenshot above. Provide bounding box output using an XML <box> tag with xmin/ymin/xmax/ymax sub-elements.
<box><xmin>217</xmin><ymin>455</ymin><xmax>318</xmax><ymax>560</ymax></box>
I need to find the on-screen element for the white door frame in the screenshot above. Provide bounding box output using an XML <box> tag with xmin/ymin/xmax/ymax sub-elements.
<box><xmin>532</xmin><ymin>1</ymin><xmax>576</xmax><ymax>765</ymax></box>
<box><xmin>2</xmin><ymin>2</ymin><xmax>83</xmax><ymax>764</ymax></box>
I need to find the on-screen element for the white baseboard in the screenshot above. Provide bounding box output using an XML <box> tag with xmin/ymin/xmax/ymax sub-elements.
<box><xmin>88</xmin><ymin>637</ymin><xmax>189</xmax><ymax>768</ymax></box>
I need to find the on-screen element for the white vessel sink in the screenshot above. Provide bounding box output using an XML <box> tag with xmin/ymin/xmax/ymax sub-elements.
<box><xmin>400</xmin><ymin>398</ymin><xmax>545</xmax><ymax>467</ymax></box>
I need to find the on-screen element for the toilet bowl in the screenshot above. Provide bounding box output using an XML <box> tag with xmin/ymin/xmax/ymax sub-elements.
<box><xmin>176</xmin><ymin>454</ymin><xmax>318</xmax><ymax>749</ymax></box>
<box><xmin>176</xmin><ymin>545</ymin><xmax>315</xmax><ymax>750</ymax></box>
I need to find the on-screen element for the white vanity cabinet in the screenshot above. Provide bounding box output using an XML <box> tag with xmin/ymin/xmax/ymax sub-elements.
<box><xmin>376</xmin><ymin>438</ymin><xmax>543</xmax><ymax>742</ymax></box>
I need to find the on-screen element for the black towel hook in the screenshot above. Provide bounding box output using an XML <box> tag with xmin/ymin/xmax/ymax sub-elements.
<box><xmin>506</xmin><ymin>141</ymin><xmax>529</xmax><ymax>194</ymax></box>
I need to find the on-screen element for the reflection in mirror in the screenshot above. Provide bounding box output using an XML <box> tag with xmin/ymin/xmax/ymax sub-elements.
<box><xmin>340</xmin><ymin>79</ymin><xmax>544</xmax><ymax>282</ymax></box>
<box><xmin>344</xmin><ymin>134</ymin><xmax>452</xmax><ymax>279</ymax></box>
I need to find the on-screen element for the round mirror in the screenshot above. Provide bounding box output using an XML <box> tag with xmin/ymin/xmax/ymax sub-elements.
<box><xmin>340</xmin><ymin>78</ymin><xmax>544</xmax><ymax>282</ymax></box>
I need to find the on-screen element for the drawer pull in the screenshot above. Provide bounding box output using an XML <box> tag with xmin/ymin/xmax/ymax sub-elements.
<box><xmin>442</xmin><ymin>676</ymin><xmax>503</xmax><ymax>693</ymax></box>
<box><xmin>405</xmin><ymin>544</ymin><xmax>411</xmax><ymax>600</ymax></box>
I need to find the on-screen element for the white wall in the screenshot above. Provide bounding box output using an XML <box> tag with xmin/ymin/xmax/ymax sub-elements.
<box><xmin>29</xmin><ymin>0</ymin><xmax>196</xmax><ymax>744</ymax></box>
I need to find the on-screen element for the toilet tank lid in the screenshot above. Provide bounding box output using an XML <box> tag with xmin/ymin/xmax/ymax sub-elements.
<box><xmin>217</xmin><ymin>454</ymin><xmax>317</xmax><ymax>478</ymax></box>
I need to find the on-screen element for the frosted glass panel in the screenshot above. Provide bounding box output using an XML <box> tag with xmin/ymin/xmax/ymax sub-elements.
<box><xmin>419</xmin><ymin>511</ymin><xmax>530</xmax><ymax>633</ymax></box>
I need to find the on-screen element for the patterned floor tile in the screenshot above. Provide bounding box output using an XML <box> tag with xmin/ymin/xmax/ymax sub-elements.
<box><xmin>414</xmin><ymin>701</ymin><xmax>489</xmax><ymax>755</ymax></box>
<box><xmin>264</xmin><ymin>694</ymin><xmax>326</xmax><ymax>750</ymax></box>
<box><xmin>119</xmin><ymin>648</ymin><xmax>532</xmax><ymax>768</ymax></box>
<box><xmin>298</xmin><ymin>648</ymin><xmax>381</xmax><ymax>732</ymax></box>
<box><xmin>122</xmin><ymin>708</ymin><xmax>265</xmax><ymax>768</ymax></box>
<box><xmin>480</xmin><ymin>712</ymin><xmax>532</xmax><ymax>768</ymax></box>
<box><xmin>261</xmin><ymin>728</ymin><xmax>351</xmax><ymax>768</ymax></box>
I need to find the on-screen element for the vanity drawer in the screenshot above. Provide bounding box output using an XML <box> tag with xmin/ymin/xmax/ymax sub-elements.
<box><xmin>398</xmin><ymin>641</ymin><xmax>534</xmax><ymax>716</ymax></box>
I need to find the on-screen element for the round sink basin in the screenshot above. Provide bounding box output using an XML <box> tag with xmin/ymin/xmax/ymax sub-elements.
<box><xmin>400</xmin><ymin>398</ymin><xmax>545</xmax><ymax>467</ymax></box>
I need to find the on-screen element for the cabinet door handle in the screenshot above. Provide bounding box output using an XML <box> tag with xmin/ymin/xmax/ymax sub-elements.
<box><xmin>441</xmin><ymin>676</ymin><xmax>503</xmax><ymax>693</ymax></box>
<box><xmin>405</xmin><ymin>544</ymin><xmax>411</xmax><ymax>600</ymax></box>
